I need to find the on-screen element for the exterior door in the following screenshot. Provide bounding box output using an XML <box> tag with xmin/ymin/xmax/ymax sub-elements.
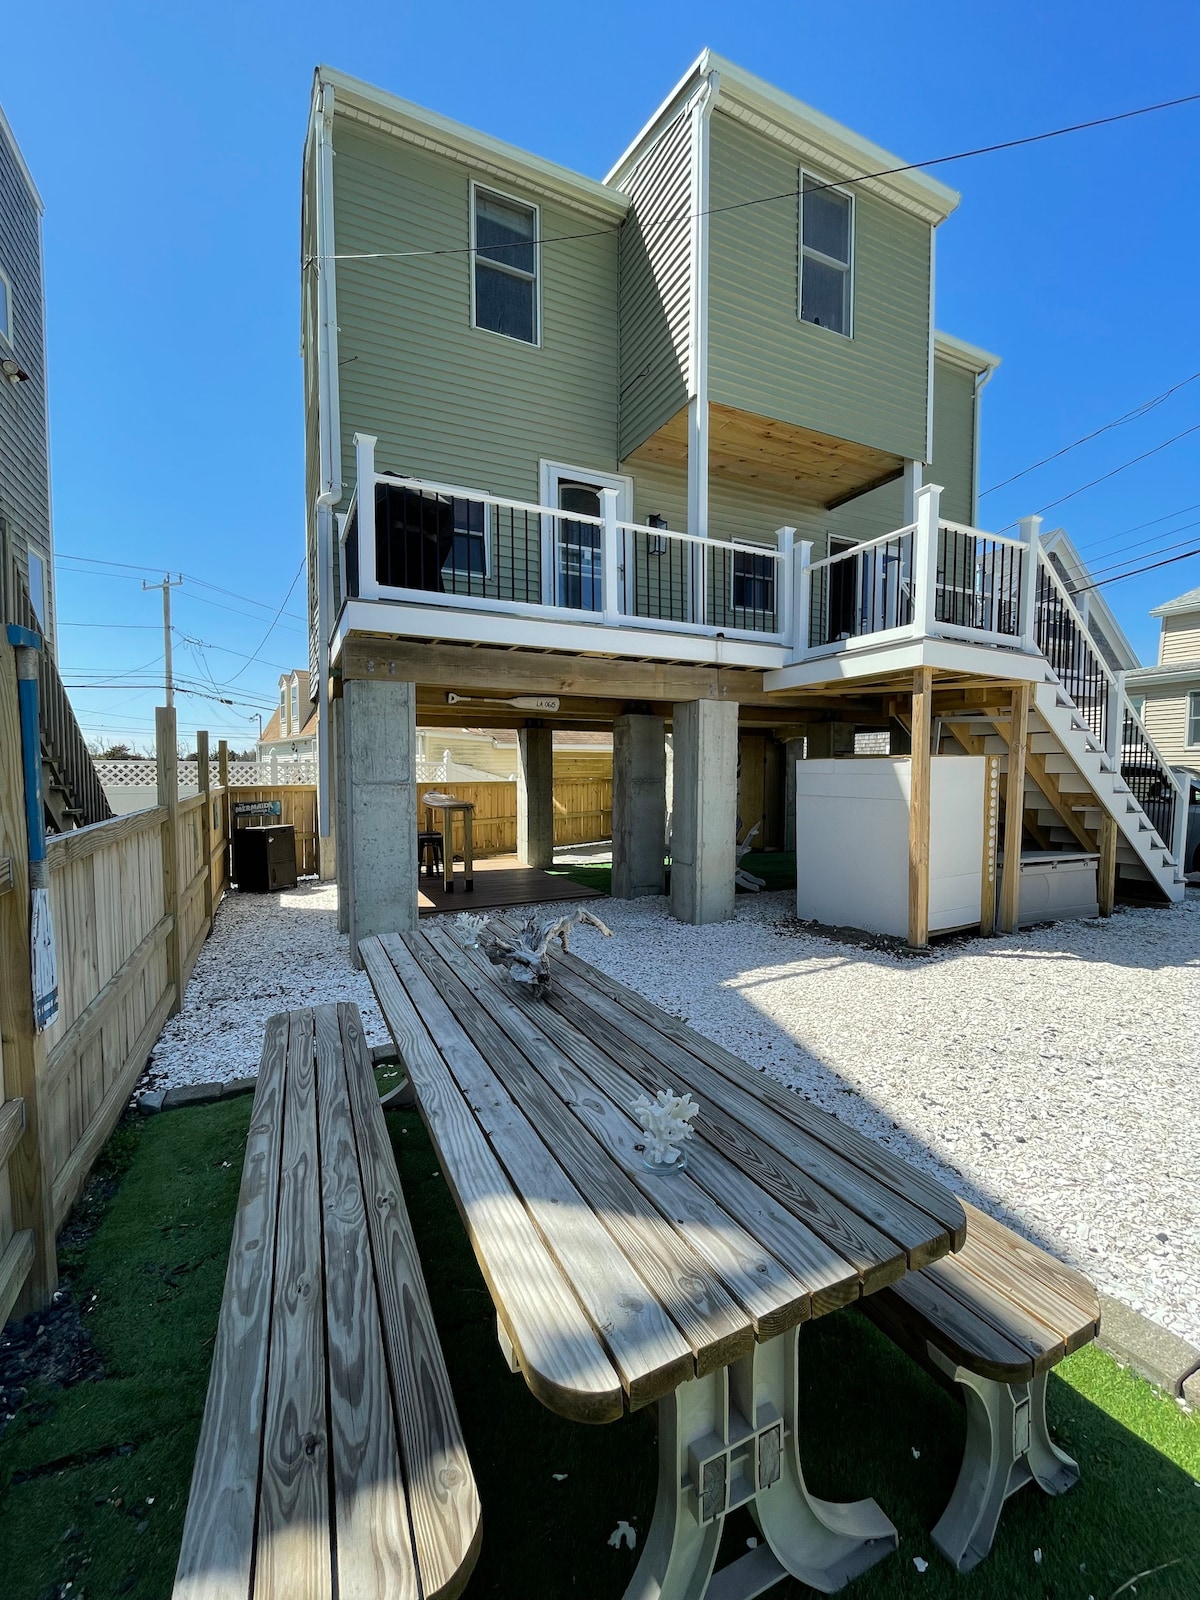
<box><xmin>556</xmin><ymin>480</ymin><xmax>603</xmax><ymax>611</ymax></box>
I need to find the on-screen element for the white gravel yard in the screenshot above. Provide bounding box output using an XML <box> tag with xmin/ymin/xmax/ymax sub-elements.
<box><xmin>143</xmin><ymin>884</ymin><xmax>389</xmax><ymax>1090</ymax></box>
<box><xmin>146</xmin><ymin>880</ymin><xmax>1200</xmax><ymax>1347</ymax></box>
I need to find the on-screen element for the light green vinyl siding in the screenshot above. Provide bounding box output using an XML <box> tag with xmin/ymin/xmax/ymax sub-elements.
<box><xmin>928</xmin><ymin>359</ymin><xmax>975</xmax><ymax>523</ymax></box>
<box><xmin>617</xmin><ymin>110</ymin><xmax>693</xmax><ymax>459</ymax></box>
<box><xmin>331</xmin><ymin>117</ymin><xmax>620</xmax><ymax>514</ymax></box>
<box><xmin>707</xmin><ymin>112</ymin><xmax>930</xmax><ymax>461</ymax></box>
<box><xmin>302</xmin><ymin>143</ymin><xmax>321</xmax><ymax>676</ymax></box>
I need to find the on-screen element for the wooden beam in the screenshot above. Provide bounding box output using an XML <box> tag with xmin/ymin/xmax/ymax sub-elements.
<box><xmin>1098</xmin><ymin>814</ymin><xmax>1118</xmax><ymax>917</ymax></box>
<box><xmin>0</xmin><ymin>631</ymin><xmax>57</xmax><ymax>1314</ymax></box>
<box><xmin>999</xmin><ymin>684</ymin><xmax>1030</xmax><ymax>933</ymax></box>
<box><xmin>908</xmin><ymin>667</ymin><xmax>933</xmax><ymax>948</ymax></box>
<box><xmin>980</xmin><ymin>755</ymin><xmax>1001</xmax><ymax>937</ymax></box>
<box><xmin>0</xmin><ymin>1229</ymin><xmax>35</xmax><ymax>1330</ymax></box>
<box><xmin>45</xmin><ymin>806</ymin><xmax>162</xmax><ymax>870</ymax></box>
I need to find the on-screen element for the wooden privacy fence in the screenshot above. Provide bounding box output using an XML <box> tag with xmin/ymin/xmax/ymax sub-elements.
<box><xmin>0</xmin><ymin>690</ymin><xmax>232</xmax><ymax>1327</ymax></box>
<box><xmin>417</xmin><ymin>777</ymin><xmax>613</xmax><ymax>858</ymax></box>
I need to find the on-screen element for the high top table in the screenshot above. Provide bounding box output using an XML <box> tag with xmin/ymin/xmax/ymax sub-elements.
<box><xmin>421</xmin><ymin>792</ymin><xmax>474</xmax><ymax>894</ymax></box>
<box><xmin>360</xmin><ymin>922</ymin><xmax>966</xmax><ymax>1599</ymax></box>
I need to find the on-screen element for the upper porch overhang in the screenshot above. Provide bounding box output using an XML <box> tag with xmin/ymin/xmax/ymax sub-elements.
<box><xmin>626</xmin><ymin>402</ymin><xmax>906</xmax><ymax>508</ymax></box>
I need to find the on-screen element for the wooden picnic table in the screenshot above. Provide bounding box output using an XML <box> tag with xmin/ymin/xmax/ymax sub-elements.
<box><xmin>421</xmin><ymin>794</ymin><xmax>474</xmax><ymax>895</ymax></box>
<box><xmin>360</xmin><ymin>921</ymin><xmax>967</xmax><ymax>1599</ymax></box>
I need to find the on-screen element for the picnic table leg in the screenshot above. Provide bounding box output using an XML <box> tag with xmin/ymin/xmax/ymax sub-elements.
<box><xmin>463</xmin><ymin>807</ymin><xmax>474</xmax><ymax>892</ymax></box>
<box><xmin>926</xmin><ymin>1351</ymin><xmax>1079</xmax><ymax>1574</ymax></box>
<box><xmin>749</xmin><ymin>1328</ymin><xmax>897</xmax><ymax>1593</ymax></box>
<box><xmin>624</xmin><ymin>1328</ymin><xmax>896</xmax><ymax>1600</ymax></box>
<box><xmin>623</xmin><ymin>1368</ymin><xmax>723</xmax><ymax>1600</ymax></box>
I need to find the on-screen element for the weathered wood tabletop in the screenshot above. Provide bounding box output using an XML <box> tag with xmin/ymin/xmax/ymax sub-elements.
<box><xmin>421</xmin><ymin>795</ymin><xmax>475</xmax><ymax>894</ymax></box>
<box><xmin>361</xmin><ymin>921</ymin><xmax>968</xmax><ymax>1598</ymax></box>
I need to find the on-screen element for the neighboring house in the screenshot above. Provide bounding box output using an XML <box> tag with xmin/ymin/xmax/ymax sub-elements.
<box><xmin>1125</xmin><ymin>587</ymin><xmax>1200</xmax><ymax>775</ymax></box>
<box><xmin>258</xmin><ymin>669</ymin><xmax>318</xmax><ymax>761</ymax></box>
<box><xmin>0</xmin><ymin>100</ymin><xmax>56</xmax><ymax>655</ymax></box>
<box><xmin>0</xmin><ymin>102</ymin><xmax>109</xmax><ymax>830</ymax></box>
<box><xmin>416</xmin><ymin>727</ymin><xmax>612</xmax><ymax>781</ymax></box>
<box><xmin>303</xmin><ymin>50</ymin><xmax>1185</xmax><ymax>949</ymax></box>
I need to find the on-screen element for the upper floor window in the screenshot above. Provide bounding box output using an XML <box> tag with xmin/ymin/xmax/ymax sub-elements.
<box><xmin>291</xmin><ymin>681</ymin><xmax>300</xmax><ymax>732</ymax></box>
<box><xmin>799</xmin><ymin>172</ymin><xmax>853</xmax><ymax>337</ymax></box>
<box><xmin>1188</xmin><ymin>691</ymin><xmax>1200</xmax><ymax>747</ymax></box>
<box><xmin>732</xmin><ymin>549</ymin><xmax>776</xmax><ymax>617</ymax></box>
<box><xmin>472</xmin><ymin>185</ymin><xmax>539</xmax><ymax>345</ymax></box>
<box><xmin>27</xmin><ymin>548</ymin><xmax>46</xmax><ymax>628</ymax></box>
<box><xmin>279</xmin><ymin>684</ymin><xmax>288</xmax><ymax>732</ymax></box>
<box><xmin>0</xmin><ymin>267</ymin><xmax>12</xmax><ymax>346</ymax></box>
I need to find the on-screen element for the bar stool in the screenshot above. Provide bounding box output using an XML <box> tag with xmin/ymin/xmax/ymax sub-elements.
<box><xmin>418</xmin><ymin>830</ymin><xmax>445</xmax><ymax>879</ymax></box>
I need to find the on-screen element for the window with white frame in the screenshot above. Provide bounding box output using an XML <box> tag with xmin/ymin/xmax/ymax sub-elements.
<box><xmin>731</xmin><ymin>549</ymin><xmax>776</xmax><ymax>616</ymax></box>
<box><xmin>291</xmin><ymin>680</ymin><xmax>300</xmax><ymax>732</ymax></box>
<box><xmin>472</xmin><ymin>185</ymin><xmax>539</xmax><ymax>345</ymax></box>
<box><xmin>279</xmin><ymin>684</ymin><xmax>288</xmax><ymax>732</ymax></box>
<box><xmin>0</xmin><ymin>267</ymin><xmax>12</xmax><ymax>346</ymax></box>
<box><xmin>1188</xmin><ymin>691</ymin><xmax>1200</xmax><ymax>747</ymax></box>
<box><xmin>27</xmin><ymin>548</ymin><xmax>46</xmax><ymax>628</ymax></box>
<box><xmin>799</xmin><ymin>172</ymin><xmax>853</xmax><ymax>336</ymax></box>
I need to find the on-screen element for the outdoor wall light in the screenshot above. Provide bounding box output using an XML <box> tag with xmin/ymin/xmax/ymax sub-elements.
<box><xmin>2</xmin><ymin>357</ymin><xmax>30</xmax><ymax>385</ymax></box>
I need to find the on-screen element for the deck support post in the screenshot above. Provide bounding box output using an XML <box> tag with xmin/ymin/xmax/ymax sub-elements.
<box><xmin>516</xmin><ymin>725</ymin><xmax>554</xmax><ymax>870</ymax></box>
<box><xmin>908</xmin><ymin>667</ymin><xmax>933</xmax><ymax>948</ymax></box>
<box><xmin>612</xmin><ymin>714</ymin><xmax>667</xmax><ymax>900</ymax></box>
<box><xmin>1018</xmin><ymin>515</ymin><xmax>1042</xmax><ymax>654</ymax></box>
<box><xmin>979</xmin><ymin>754</ymin><xmax>1001</xmax><ymax>937</ymax></box>
<box><xmin>344</xmin><ymin>676</ymin><xmax>417</xmax><ymax>962</ymax></box>
<box><xmin>333</xmin><ymin>695</ymin><xmax>349</xmax><ymax>934</ymax></box>
<box><xmin>999</xmin><ymin>684</ymin><xmax>1031</xmax><ymax>933</ymax></box>
<box><xmin>670</xmin><ymin>699</ymin><xmax>737</xmax><ymax>925</ymax></box>
<box><xmin>1098</xmin><ymin>813</ymin><xmax>1117</xmax><ymax>917</ymax></box>
<box><xmin>782</xmin><ymin>734</ymin><xmax>806</xmax><ymax>851</ymax></box>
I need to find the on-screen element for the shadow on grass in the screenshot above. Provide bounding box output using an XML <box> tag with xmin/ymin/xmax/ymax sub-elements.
<box><xmin>1</xmin><ymin>1095</ymin><xmax>1197</xmax><ymax>1600</ymax></box>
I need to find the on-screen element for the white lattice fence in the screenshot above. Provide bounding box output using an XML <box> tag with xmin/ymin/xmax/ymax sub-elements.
<box><xmin>95</xmin><ymin>759</ymin><xmax>317</xmax><ymax>790</ymax></box>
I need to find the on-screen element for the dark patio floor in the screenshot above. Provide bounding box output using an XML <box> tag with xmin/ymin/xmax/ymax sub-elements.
<box><xmin>417</xmin><ymin>853</ymin><xmax>604</xmax><ymax>916</ymax></box>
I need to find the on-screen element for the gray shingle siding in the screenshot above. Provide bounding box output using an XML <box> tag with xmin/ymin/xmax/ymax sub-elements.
<box><xmin>0</xmin><ymin>110</ymin><xmax>55</xmax><ymax>654</ymax></box>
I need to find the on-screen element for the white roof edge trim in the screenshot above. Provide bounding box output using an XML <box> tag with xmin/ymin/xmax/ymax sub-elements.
<box><xmin>934</xmin><ymin>330</ymin><xmax>1002</xmax><ymax>373</ymax></box>
<box><xmin>315</xmin><ymin>65</ymin><xmax>629</xmax><ymax>221</ymax></box>
<box><xmin>605</xmin><ymin>49</ymin><xmax>960</xmax><ymax>222</ymax></box>
<box><xmin>0</xmin><ymin>102</ymin><xmax>45</xmax><ymax>214</ymax></box>
<box><xmin>1149</xmin><ymin>585</ymin><xmax>1200</xmax><ymax>618</ymax></box>
<box><xmin>1039</xmin><ymin>527</ymin><xmax>1142</xmax><ymax>670</ymax></box>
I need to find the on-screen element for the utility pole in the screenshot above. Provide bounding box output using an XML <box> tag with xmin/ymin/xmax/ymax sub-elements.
<box><xmin>143</xmin><ymin>574</ymin><xmax>183</xmax><ymax>706</ymax></box>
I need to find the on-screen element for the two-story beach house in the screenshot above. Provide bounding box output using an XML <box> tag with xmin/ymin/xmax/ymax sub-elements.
<box><xmin>302</xmin><ymin>51</ymin><xmax>1185</xmax><ymax>954</ymax></box>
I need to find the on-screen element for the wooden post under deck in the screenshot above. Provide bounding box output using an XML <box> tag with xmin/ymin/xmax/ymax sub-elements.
<box><xmin>1098</xmin><ymin>813</ymin><xmax>1118</xmax><ymax>917</ymax></box>
<box><xmin>999</xmin><ymin>684</ymin><xmax>1030</xmax><ymax>933</ymax></box>
<box><xmin>908</xmin><ymin>667</ymin><xmax>933</xmax><ymax>948</ymax></box>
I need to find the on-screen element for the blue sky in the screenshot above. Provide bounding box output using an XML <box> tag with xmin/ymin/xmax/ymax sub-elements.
<box><xmin>4</xmin><ymin>0</ymin><xmax>1199</xmax><ymax>749</ymax></box>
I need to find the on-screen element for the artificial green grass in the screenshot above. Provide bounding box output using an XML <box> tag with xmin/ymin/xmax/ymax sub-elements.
<box><xmin>549</xmin><ymin>851</ymin><xmax>798</xmax><ymax>898</ymax></box>
<box><xmin>2</xmin><ymin>1095</ymin><xmax>1198</xmax><ymax>1599</ymax></box>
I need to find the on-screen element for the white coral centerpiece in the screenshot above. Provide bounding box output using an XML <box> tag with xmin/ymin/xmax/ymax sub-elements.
<box><xmin>454</xmin><ymin>912</ymin><xmax>491</xmax><ymax>947</ymax></box>
<box><xmin>633</xmin><ymin>1089</ymin><xmax>700</xmax><ymax>1172</ymax></box>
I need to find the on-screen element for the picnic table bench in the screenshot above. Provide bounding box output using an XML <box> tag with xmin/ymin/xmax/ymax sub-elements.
<box><xmin>865</xmin><ymin>1198</ymin><xmax>1099</xmax><ymax>1571</ymax></box>
<box><xmin>172</xmin><ymin>1002</ymin><xmax>480</xmax><ymax>1600</ymax></box>
<box><xmin>361</xmin><ymin>921</ymin><xmax>970</xmax><ymax>1597</ymax></box>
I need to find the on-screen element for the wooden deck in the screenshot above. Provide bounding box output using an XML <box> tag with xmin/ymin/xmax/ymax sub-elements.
<box><xmin>418</xmin><ymin>854</ymin><xmax>603</xmax><ymax>916</ymax></box>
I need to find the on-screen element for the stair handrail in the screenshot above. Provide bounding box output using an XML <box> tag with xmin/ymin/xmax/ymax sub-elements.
<box><xmin>7</xmin><ymin>574</ymin><xmax>113</xmax><ymax>830</ymax></box>
<box><xmin>1035</xmin><ymin>547</ymin><xmax>1185</xmax><ymax>843</ymax></box>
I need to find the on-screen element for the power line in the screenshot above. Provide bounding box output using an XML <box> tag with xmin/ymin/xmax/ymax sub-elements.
<box><xmin>315</xmin><ymin>89</ymin><xmax>1200</xmax><ymax>268</ymax></box>
<box><xmin>1068</xmin><ymin>500</ymin><xmax>1200</xmax><ymax>557</ymax></box>
<box><xmin>980</xmin><ymin>369</ymin><xmax>1200</xmax><ymax>497</ymax></box>
<box><xmin>1069</xmin><ymin>522</ymin><xmax>1200</xmax><ymax>578</ymax></box>
<box><xmin>1073</xmin><ymin>545</ymin><xmax>1200</xmax><ymax>593</ymax></box>
<box><xmin>998</xmin><ymin>420</ymin><xmax>1200</xmax><ymax>526</ymax></box>
<box><xmin>223</xmin><ymin>560</ymin><xmax>307</xmax><ymax>684</ymax></box>
<box><xmin>56</xmin><ymin>553</ymin><xmax>308</xmax><ymax>627</ymax></box>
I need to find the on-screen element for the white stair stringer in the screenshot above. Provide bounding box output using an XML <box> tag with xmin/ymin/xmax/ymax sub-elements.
<box><xmin>1028</xmin><ymin>666</ymin><xmax>1183</xmax><ymax>903</ymax></box>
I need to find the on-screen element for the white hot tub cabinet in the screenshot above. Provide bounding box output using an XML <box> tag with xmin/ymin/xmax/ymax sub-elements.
<box><xmin>793</xmin><ymin>757</ymin><xmax>985</xmax><ymax>939</ymax></box>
